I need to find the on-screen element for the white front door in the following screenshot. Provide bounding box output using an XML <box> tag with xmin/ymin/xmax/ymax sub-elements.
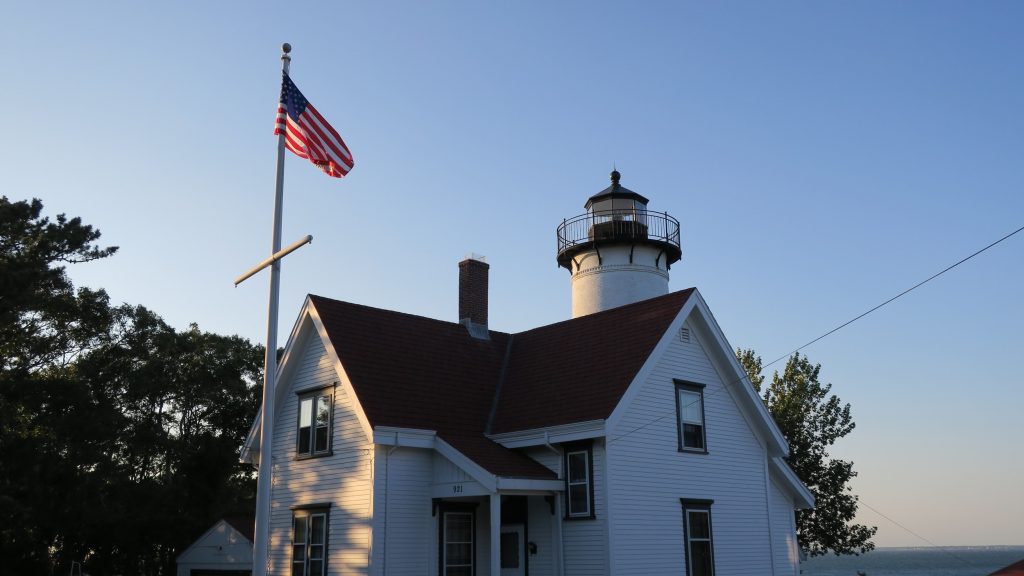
<box><xmin>500</xmin><ymin>524</ymin><xmax>526</xmax><ymax>576</ymax></box>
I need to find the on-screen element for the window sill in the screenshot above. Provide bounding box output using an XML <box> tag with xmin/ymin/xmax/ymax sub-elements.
<box><xmin>564</xmin><ymin>513</ymin><xmax>597</xmax><ymax>521</ymax></box>
<box><xmin>679</xmin><ymin>447</ymin><xmax>709</xmax><ymax>455</ymax></box>
<box><xmin>295</xmin><ymin>450</ymin><xmax>334</xmax><ymax>461</ymax></box>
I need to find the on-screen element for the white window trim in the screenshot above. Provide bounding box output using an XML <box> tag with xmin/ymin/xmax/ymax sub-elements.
<box><xmin>675</xmin><ymin>380</ymin><xmax>708</xmax><ymax>453</ymax></box>
<box><xmin>564</xmin><ymin>442</ymin><xmax>594</xmax><ymax>519</ymax></box>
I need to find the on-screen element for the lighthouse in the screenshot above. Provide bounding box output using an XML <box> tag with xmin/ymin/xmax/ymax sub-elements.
<box><xmin>556</xmin><ymin>170</ymin><xmax>682</xmax><ymax>317</ymax></box>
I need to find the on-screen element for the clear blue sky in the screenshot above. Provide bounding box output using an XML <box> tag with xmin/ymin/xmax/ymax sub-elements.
<box><xmin>5</xmin><ymin>1</ymin><xmax>1022</xmax><ymax>548</ymax></box>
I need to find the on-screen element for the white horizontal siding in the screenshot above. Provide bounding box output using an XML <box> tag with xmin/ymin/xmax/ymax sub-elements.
<box><xmin>606</xmin><ymin>319</ymin><xmax>776</xmax><ymax>575</ymax></box>
<box><xmin>268</xmin><ymin>335</ymin><xmax>373</xmax><ymax>576</ymax></box>
<box><xmin>771</xmin><ymin>477</ymin><xmax>800</xmax><ymax>576</ymax></box>
<box><xmin>563</xmin><ymin>440</ymin><xmax>608</xmax><ymax>576</ymax></box>
<box><xmin>371</xmin><ymin>446</ymin><xmax>434</xmax><ymax>576</ymax></box>
<box><xmin>528</xmin><ymin>495</ymin><xmax>557</xmax><ymax>576</ymax></box>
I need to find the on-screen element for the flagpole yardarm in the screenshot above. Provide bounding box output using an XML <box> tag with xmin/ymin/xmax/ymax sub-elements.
<box><xmin>253</xmin><ymin>41</ymin><xmax>291</xmax><ymax>576</ymax></box>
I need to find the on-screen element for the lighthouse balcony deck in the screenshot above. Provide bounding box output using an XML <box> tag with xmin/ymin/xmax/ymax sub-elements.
<box><xmin>556</xmin><ymin>209</ymin><xmax>682</xmax><ymax>269</ymax></box>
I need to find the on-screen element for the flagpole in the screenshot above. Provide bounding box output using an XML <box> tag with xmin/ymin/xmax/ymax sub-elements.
<box><xmin>253</xmin><ymin>41</ymin><xmax>291</xmax><ymax>576</ymax></box>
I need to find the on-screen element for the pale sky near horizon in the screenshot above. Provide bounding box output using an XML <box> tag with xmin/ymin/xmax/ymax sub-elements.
<box><xmin>4</xmin><ymin>1</ymin><xmax>1022</xmax><ymax>549</ymax></box>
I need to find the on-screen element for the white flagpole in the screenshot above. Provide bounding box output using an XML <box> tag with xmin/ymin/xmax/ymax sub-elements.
<box><xmin>253</xmin><ymin>41</ymin><xmax>291</xmax><ymax>576</ymax></box>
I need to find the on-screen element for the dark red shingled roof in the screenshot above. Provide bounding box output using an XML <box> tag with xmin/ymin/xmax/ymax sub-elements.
<box><xmin>308</xmin><ymin>289</ymin><xmax>694</xmax><ymax>479</ymax></box>
<box><xmin>991</xmin><ymin>559</ymin><xmax>1024</xmax><ymax>576</ymax></box>
<box><xmin>310</xmin><ymin>296</ymin><xmax>554</xmax><ymax>480</ymax></box>
<box><xmin>223</xmin><ymin>516</ymin><xmax>255</xmax><ymax>542</ymax></box>
<box><xmin>492</xmin><ymin>289</ymin><xmax>694</xmax><ymax>434</ymax></box>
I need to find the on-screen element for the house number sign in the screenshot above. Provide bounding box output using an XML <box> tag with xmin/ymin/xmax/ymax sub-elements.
<box><xmin>452</xmin><ymin>484</ymin><xmax>463</xmax><ymax>494</ymax></box>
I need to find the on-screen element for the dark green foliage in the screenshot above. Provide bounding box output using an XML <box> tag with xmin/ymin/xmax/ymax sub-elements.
<box><xmin>737</xmin><ymin>349</ymin><xmax>877</xmax><ymax>557</ymax></box>
<box><xmin>0</xmin><ymin>197</ymin><xmax>262</xmax><ymax>575</ymax></box>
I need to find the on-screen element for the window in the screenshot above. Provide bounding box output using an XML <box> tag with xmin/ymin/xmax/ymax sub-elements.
<box><xmin>292</xmin><ymin>507</ymin><xmax>329</xmax><ymax>576</ymax></box>
<box><xmin>297</xmin><ymin>389</ymin><xmax>332</xmax><ymax>457</ymax></box>
<box><xmin>440</xmin><ymin>508</ymin><xmax>475</xmax><ymax>576</ymax></box>
<box><xmin>564</xmin><ymin>441</ymin><xmax>594</xmax><ymax>518</ymax></box>
<box><xmin>675</xmin><ymin>380</ymin><xmax>707</xmax><ymax>452</ymax></box>
<box><xmin>681</xmin><ymin>499</ymin><xmax>715</xmax><ymax>576</ymax></box>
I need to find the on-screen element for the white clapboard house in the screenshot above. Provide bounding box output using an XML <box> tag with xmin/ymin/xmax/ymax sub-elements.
<box><xmin>242</xmin><ymin>172</ymin><xmax>813</xmax><ymax>576</ymax></box>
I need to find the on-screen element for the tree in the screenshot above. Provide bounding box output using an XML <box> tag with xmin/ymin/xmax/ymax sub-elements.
<box><xmin>736</xmin><ymin>349</ymin><xmax>877</xmax><ymax>557</ymax></box>
<box><xmin>0</xmin><ymin>197</ymin><xmax>119</xmax><ymax>574</ymax></box>
<box><xmin>1</xmin><ymin>197</ymin><xmax>262</xmax><ymax>575</ymax></box>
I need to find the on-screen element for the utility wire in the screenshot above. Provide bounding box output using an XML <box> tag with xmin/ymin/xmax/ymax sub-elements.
<box><xmin>608</xmin><ymin>222</ymin><xmax>1024</xmax><ymax>447</ymax></box>
<box><xmin>606</xmin><ymin>220</ymin><xmax>1024</xmax><ymax>561</ymax></box>
<box><xmin>761</xmin><ymin>223</ymin><xmax>1024</xmax><ymax>370</ymax></box>
<box><xmin>857</xmin><ymin>498</ymin><xmax>979</xmax><ymax>569</ymax></box>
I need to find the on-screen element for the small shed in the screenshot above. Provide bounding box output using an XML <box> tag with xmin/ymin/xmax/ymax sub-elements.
<box><xmin>176</xmin><ymin>517</ymin><xmax>253</xmax><ymax>576</ymax></box>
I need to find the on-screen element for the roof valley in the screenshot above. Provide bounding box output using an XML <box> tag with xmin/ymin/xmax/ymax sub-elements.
<box><xmin>484</xmin><ymin>333</ymin><xmax>515</xmax><ymax>435</ymax></box>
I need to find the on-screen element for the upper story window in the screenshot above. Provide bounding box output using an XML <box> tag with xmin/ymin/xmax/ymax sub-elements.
<box><xmin>681</xmin><ymin>499</ymin><xmax>716</xmax><ymax>576</ymax></box>
<box><xmin>675</xmin><ymin>380</ymin><xmax>707</xmax><ymax>453</ymax></box>
<box><xmin>564</xmin><ymin>441</ymin><xmax>594</xmax><ymax>519</ymax></box>
<box><xmin>297</xmin><ymin>388</ymin><xmax>333</xmax><ymax>458</ymax></box>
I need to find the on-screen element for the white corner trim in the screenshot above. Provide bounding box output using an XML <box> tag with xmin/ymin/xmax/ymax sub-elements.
<box><xmin>769</xmin><ymin>456</ymin><xmax>815</xmax><ymax>510</ymax></box>
<box><xmin>488</xmin><ymin>420</ymin><xmax>606</xmax><ymax>448</ymax></box>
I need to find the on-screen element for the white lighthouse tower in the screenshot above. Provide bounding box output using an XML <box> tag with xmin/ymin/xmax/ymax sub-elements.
<box><xmin>557</xmin><ymin>170</ymin><xmax>682</xmax><ymax>318</ymax></box>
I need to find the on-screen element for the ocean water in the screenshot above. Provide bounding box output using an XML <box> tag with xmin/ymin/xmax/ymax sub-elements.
<box><xmin>799</xmin><ymin>546</ymin><xmax>1024</xmax><ymax>576</ymax></box>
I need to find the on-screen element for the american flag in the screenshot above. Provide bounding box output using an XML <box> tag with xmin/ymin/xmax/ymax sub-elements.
<box><xmin>274</xmin><ymin>73</ymin><xmax>354</xmax><ymax>178</ymax></box>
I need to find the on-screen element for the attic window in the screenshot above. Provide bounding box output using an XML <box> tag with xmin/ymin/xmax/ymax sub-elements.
<box><xmin>679</xmin><ymin>327</ymin><xmax>691</xmax><ymax>343</ymax></box>
<box><xmin>297</xmin><ymin>390</ymin><xmax>333</xmax><ymax>458</ymax></box>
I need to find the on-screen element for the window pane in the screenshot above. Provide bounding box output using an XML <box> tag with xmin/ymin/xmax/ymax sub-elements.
<box><xmin>310</xmin><ymin>515</ymin><xmax>325</xmax><ymax>544</ymax></box>
<box><xmin>293</xmin><ymin>545</ymin><xmax>305</xmax><ymax>562</ymax></box>
<box><xmin>446</xmin><ymin>542</ymin><xmax>471</xmax><ymax>565</ymax></box>
<box><xmin>688</xmin><ymin>510</ymin><xmax>710</xmax><ymax>539</ymax></box>
<box><xmin>569</xmin><ymin>484</ymin><xmax>590</xmax><ymax>515</ymax></box>
<box><xmin>501</xmin><ymin>532</ymin><xmax>519</xmax><ymax>568</ymax></box>
<box><xmin>308</xmin><ymin>559</ymin><xmax>324</xmax><ymax>576</ymax></box>
<box><xmin>314</xmin><ymin>426</ymin><xmax>329</xmax><ymax>452</ymax></box>
<box><xmin>299</xmin><ymin>398</ymin><xmax>313</xmax><ymax>428</ymax></box>
<box><xmin>316</xmin><ymin>396</ymin><xmax>330</xmax><ymax>427</ymax></box>
<box><xmin>683</xmin><ymin>423</ymin><xmax>704</xmax><ymax>449</ymax></box>
<box><xmin>568</xmin><ymin>451</ymin><xmax>588</xmax><ymax>482</ymax></box>
<box><xmin>292</xmin><ymin>559</ymin><xmax>305</xmax><ymax>576</ymax></box>
<box><xmin>298</xmin><ymin>426</ymin><xmax>311</xmax><ymax>454</ymax></box>
<box><xmin>445</xmin><ymin>513</ymin><xmax>472</xmax><ymax>542</ymax></box>
<box><xmin>293</xmin><ymin>516</ymin><xmax>306</xmax><ymax>544</ymax></box>
<box><xmin>446</xmin><ymin>568</ymin><xmax>472</xmax><ymax>576</ymax></box>
<box><xmin>680</xmin><ymin>390</ymin><xmax>703</xmax><ymax>424</ymax></box>
<box><xmin>690</xmin><ymin>541</ymin><xmax>713</xmax><ymax>576</ymax></box>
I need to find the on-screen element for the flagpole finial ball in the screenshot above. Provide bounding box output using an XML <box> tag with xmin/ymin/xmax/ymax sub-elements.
<box><xmin>282</xmin><ymin>43</ymin><xmax>292</xmax><ymax>54</ymax></box>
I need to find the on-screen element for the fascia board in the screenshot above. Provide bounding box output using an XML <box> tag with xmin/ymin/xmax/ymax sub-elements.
<box><xmin>495</xmin><ymin>478</ymin><xmax>565</xmax><ymax>492</ymax></box>
<box><xmin>605</xmin><ymin>294</ymin><xmax>697</xmax><ymax>434</ymax></box>
<box><xmin>306</xmin><ymin>301</ymin><xmax>374</xmax><ymax>443</ymax></box>
<box><xmin>241</xmin><ymin>296</ymin><xmax>315</xmax><ymax>464</ymax></box>
<box><xmin>770</xmin><ymin>456</ymin><xmax>815</xmax><ymax>510</ymax></box>
<box><xmin>689</xmin><ymin>290</ymin><xmax>791</xmax><ymax>455</ymax></box>
<box><xmin>488</xmin><ymin>420</ymin><xmax>605</xmax><ymax>448</ymax></box>
<box><xmin>434</xmin><ymin>437</ymin><xmax>498</xmax><ymax>493</ymax></box>
<box><xmin>373</xmin><ymin>427</ymin><xmax>437</xmax><ymax>449</ymax></box>
<box><xmin>175</xmin><ymin>519</ymin><xmax>251</xmax><ymax>562</ymax></box>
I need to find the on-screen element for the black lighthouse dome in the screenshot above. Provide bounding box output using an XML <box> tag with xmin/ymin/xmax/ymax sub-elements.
<box><xmin>556</xmin><ymin>171</ymin><xmax>682</xmax><ymax>271</ymax></box>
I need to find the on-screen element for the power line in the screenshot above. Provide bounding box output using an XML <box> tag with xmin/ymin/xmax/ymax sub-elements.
<box><xmin>608</xmin><ymin>222</ymin><xmax>1024</xmax><ymax>447</ymax></box>
<box><xmin>857</xmin><ymin>498</ymin><xmax>979</xmax><ymax>569</ymax></box>
<box><xmin>761</xmin><ymin>223</ymin><xmax>1024</xmax><ymax>370</ymax></box>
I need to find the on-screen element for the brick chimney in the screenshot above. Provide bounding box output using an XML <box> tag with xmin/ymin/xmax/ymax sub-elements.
<box><xmin>459</xmin><ymin>256</ymin><xmax>489</xmax><ymax>338</ymax></box>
